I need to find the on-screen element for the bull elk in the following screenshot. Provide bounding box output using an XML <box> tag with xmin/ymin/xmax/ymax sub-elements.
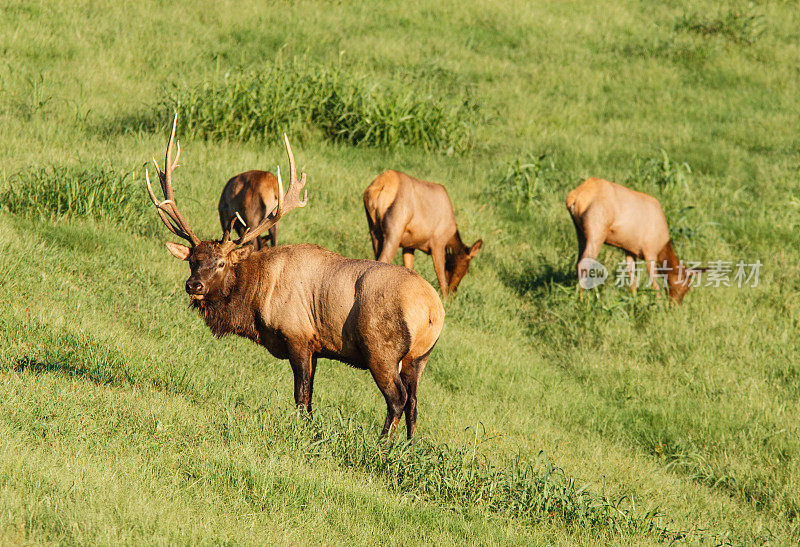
<box><xmin>144</xmin><ymin>115</ymin><xmax>444</xmax><ymax>439</ymax></box>
<box><xmin>566</xmin><ymin>177</ymin><xmax>701</xmax><ymax>304</ymax></box>
<box><xmin>363</xmin><ymin>170</ymin><xmax>482</xmax><ymax>297</ymax></box>
<box><xmin>218</xmin><ymin>170</ymin><xmax>280</xmax><ymax>250</ymax></box>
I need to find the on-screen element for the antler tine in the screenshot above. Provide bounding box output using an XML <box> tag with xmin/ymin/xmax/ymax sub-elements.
<box><xmin>162</xmin><ymin>112</ymin><xmax>179</xmax><ymax>201</ymax></box>
<box><xmin>172</xmin><ymin>140</ymin><xmax>181</xmax><ymax>171</ymax></box>
<box><xmin>144</xmin><ymin>170</ymin><xmax>193</xmax><ymax>241</ymax></box>
<box><xmin>285</xmin><ymin>133</ymin><xmax>296</xmax><ymax>183</ymax></box>
<box><xmin>275</xmin><ymin>165</ymin><xmax>284</xmax><ymax>214</ymax></box>
<box><xmin>284</xmin><ymin>132</ymin><xmax>308</xmax><ymax>207</ymax></box>
<box><xmin>233</xmin><ymin>135</ymin><xmax>307</xmax><ymax>248</ymax></box>
<box><xmin>144</xmin><ymin>113</ymin><xmax>201</xmax><ymax>246</ymax></box>
<box><xmin>221</xmin><ymin>212</ymin><xmax>248</xmax><ymax>245</ymax></box>
<box><xmin>167</xmin><ymin>199</ymin><xmax>200</xmax><ymax>245</ymax></box>
<box><xmin>235</xmin><ymin>211</ymin><xmax>247</xmax><ymax>229</ymax></box>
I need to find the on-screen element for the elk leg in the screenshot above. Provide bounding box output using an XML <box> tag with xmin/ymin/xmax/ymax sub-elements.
<box><xmin>288</xmin><ymin>344</ymin><xmax>314</xmax><ymax>414</ymax></box>
<box><xmin>370</xmin><ymin>366</ymin><xmax>407</xmax><ymax>438</ymax></box>
<box><xmin>577</xmin><ymin>237</ymin><xmax>603</xmax><ymax>279</ymax></box>
<box><xmin>574</xmin><ymin>207</ymin><xmax>608</xmax><ymax>279</ymax></box>
<box><xmin>402</xmin><ymin>248</ymin><xmax>415</xmax><ymax>270</ymax></box>
<box><xmin>269</xmin><ymin>224</ymin><xmax>278</xmax><ymax>247</ymax></box>
<box><xmin>306</xmin><ymin>355</ymin><xmax>317</xmax><ymax>414</ymax></box>
<box><xmin>364</xmin><ymin>203</ymin><xmax>382</xmax><ymax>259</ymax></box>
<box><xmin>376</xmin><ymin>205</ymin><xmax>408</xmax><ymax>263</ymax></box>
<box><xmin>570</xmin><ymin>213</ymin><xmax>587</xmax><ymax>300</ymax></box>
<box><xmin>571</xmin><ymin>215</ymin><xmax>586</xmax><ymax>271</ymax></box>
<box><xmin>644</xmin><ymin>255</ymin><xmax>662</xmax><ymax>295</ymax></box>
<box><xmin>576</xmin><ymin>235</ymin><xmax>604</xmax><ymax>300</ymax></box>
<box><xmin>401</xmin><ymin>352</ymin><xmax>429</xmax><ymax>441</ymax></box>
<box><xmin>626</xmin><ymin>253</ymin><xmax>637</xmax><ymax>293</ymax></box>
<box><xmin>219</xmin><ymin>211</ymin><xmax>231</xmax><ymax>235</ymax></box>
<box><xmin>377</xmin><ymin>229</ymin><xmax>401</xmax><ymax>264</ymax></box>
<box><xmin>431</xmin><ymin>244</ymin><xmax>449</xmax><ymax>297</ymax></box>
<box><xmin>370</xmin><ymin>230</ymin><xmax>383</xmax><ymax>260</ymax></box>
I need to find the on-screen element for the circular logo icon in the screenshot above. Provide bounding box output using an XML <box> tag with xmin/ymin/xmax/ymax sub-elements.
<box><xmin>578</xmin><ymin>257</ymin><xmax>608</xmax><ymax>289</ymax></box>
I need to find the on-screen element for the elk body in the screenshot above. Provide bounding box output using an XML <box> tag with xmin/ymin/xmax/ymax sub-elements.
<box><xmin>566</xmin><ymin>177</ymin><xmax>698</xmax><ymax>303</ymax></box>
<box><xmin>363</xmin><ymin>170</ymin><xmax>482</xmax><ymax>297</ymax></box>
<box><xmin>218</xmin><ymin>170</ymin><xmax>280</xmax><ymax>250</ymax></box>
<box><xmin>146</xmin><ymin>117</ymin><xmax>444</xmax><ymax>439</ymax></box>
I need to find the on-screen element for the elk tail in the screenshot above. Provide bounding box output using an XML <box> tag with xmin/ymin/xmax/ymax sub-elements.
<box><xmin>565</xmin><ymin>191</ymin><xmax>578</xmax><ymax>216</ymax></box>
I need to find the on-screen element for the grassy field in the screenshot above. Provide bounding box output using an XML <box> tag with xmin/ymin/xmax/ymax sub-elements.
<box><xmin>1</xmin><ymin>0</ymin><xmax>799</xmax><ymax>543</ymax></box>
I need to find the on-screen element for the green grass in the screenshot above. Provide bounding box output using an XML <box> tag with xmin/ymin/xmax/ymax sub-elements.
<box><xmin>160</xmin><ymin>57</ymin><xmax>479</xmax><ymax>152</ymax></box>
<box><xmin>495</xmin><ymin>153</ymin><xmax>561</xmax><ymax>212</ymax></box>
<box><xmin>0</xmin><ymin>165</ymin><xmax>155</xmax><ymax>234</ymax></box>
<box><xmin>1</xmin><ymin>0</ymin><xmax>799</xmax><ymax>543</ymax></box>
<box><xmin>675</xmin><ymin>4</ymin><xmax>765</xmax><ymax>46</ymax></box>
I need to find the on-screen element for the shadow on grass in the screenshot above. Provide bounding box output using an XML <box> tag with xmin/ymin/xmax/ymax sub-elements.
<box><xmin>499</xmin><ymin>259</ymin><xmax>575</xmax><ymax>298</ymax></box>
<box><xmin>13</xmin><ymin>356</ymin><xmax>132</xmax><ymax>387</ymax></box>
<box><xmin>12</xmin><ymin>356</ymin><xmax>137</xmax><ymax>396</ymax></box>
<box><xmin>87</xmin><ymin>109</ymin><xmax>164</xmax><ymax>138</ymax></box>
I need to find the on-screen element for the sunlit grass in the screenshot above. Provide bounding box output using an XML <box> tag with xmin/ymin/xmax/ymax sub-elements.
<box><xmin>161</xmin><ymin>58</ymin><xmax>479</xmax><ymax>153</ymax></box>
<box><xmin>1</xmin><ymin>0</ymin><xmax>799</xmax><ymax>543</ymax></box>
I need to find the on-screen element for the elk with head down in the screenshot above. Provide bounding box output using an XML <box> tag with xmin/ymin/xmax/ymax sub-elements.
<box><xmin>218</xmin><ymin>170</ymin><xmax>280</xmax><ymax>250</ymax></box>
<box><xmin>566</xmin><ymin>177</ymin><xmax>702</xmax><ymax>304</ymax></box>
<box><xmin>363</xmin><ymin>170</ymin><xmax>482</xmax><ymax>297</ymax></box>
<box><xmin>144</xmin><ymin>115</ymin><xmax>444</xmax><ymax>439</ymax></box>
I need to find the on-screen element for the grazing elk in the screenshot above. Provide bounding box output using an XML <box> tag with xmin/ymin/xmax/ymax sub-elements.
<box><xmin>566</xmin><ymin>177</ymin><xmax>701</xmax><ymax>304</ymax></box>
<box><xmin>144</xmin><ymin>115</ymin><xmax>444</xmax><ymax>439</ymax></box>
<box><xmin>363</xmin><ymin>170</ymin><xmax>482</xmax><ymax>297</ymax></box>
<box><xmin>218</xmin><ymin>170</ymin><xmax>280</xmax><ymax>250</ymax></box>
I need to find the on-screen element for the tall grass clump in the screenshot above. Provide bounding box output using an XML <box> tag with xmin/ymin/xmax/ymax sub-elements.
<box><xmin>627</xmin><ymin>149</ymin><xmax>691</xmax><ymax>193</ymax></box>
<box><xmin>495</xmin><ymin>154</ymin><xmax>561</xmax><ymax>212</ymax></box>
<box><xmin>292</xmin><ymin>410</ymin><xmax>679</xmax><ymax>539</ymax></box>
<box><xmin>675</xmin><ymin>5</ymin><xmax>764</xmax><ymax>45</ymax></box>
<box><xmin>626</xmin><ymin>151</ymin><xmax>707</xmax><ymax>241</ymax></box>
<box><xmin>0</xmin><ymin>165</ymin><xmax>152</xmax><ymax>233</ymax></box>
<box><xmin>162</xmin><ymin>59</ymin><xmax>479</xmax><ymax>153</ymax></box>
<box><xmin>615</xmin><ymin>35</ymin><xmax>710</xmax><ymax>64</ymax></box>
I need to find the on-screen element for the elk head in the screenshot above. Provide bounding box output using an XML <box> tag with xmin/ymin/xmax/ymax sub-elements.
<box><xmin>444</xmin><ymin>239</ymin><xmax>482</xmax><ymax>294</ymax></box>
<box><xmin>145</xmin><ymin>113</ymin><xmax>307</xmax><ymax>302</ymax></box>
<box><xmin>665</xmin><ymin>264</ymin><xmax>705</xmax><ymax>304</ymax></box>
<box><xmin>655</xmin><ymin>240</ymin><xmax>705</xmax><ymax>305</ymax></box>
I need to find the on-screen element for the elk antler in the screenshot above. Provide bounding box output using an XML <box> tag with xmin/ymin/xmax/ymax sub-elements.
<box><xmin>144</xmin><ymin>113</ymin><xmax>201</xmax><ymax>246</ymax></box>
<box><xmin>220</xmin><ymin>212</ymin><xmax>247</xmax><ymax>244</ymax></box>
<box><xmin>222</xmin><ymin>134</ymin><xmax>307</xmax><ymax>250</ymax></box>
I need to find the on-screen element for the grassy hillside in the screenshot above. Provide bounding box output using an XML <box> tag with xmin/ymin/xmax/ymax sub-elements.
<box><xmin>2</xmin><ymin>0</ymin><xmax>799</xmax><ymax>543</ymax></box>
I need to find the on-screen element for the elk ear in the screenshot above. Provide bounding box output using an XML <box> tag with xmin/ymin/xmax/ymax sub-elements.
<box><xmin>165</xmin><ymin>241</ymin><xmax>190</xmax><ymax>261</ymax></box>
<box><xmin>230</xmin><ymin>245</ymin><xmax>253</xmax><ymax>264</ymax></box>
<box><xmin>468</xmin><ymin>239</ymin><xmax>483</xmax><ymax>258</ymax></box>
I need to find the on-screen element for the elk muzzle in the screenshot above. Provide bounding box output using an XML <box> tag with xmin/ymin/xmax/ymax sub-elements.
<box><xmin>186</xmin><ymin>279</ymin><xmax>207</xmax><ymax>297</ymax></box>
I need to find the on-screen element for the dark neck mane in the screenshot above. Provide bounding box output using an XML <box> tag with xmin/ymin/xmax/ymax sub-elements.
<box><xmin>191</xmin><ymin>262</ymin><xmax>258</xmax><ymax>341</ymax></box>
